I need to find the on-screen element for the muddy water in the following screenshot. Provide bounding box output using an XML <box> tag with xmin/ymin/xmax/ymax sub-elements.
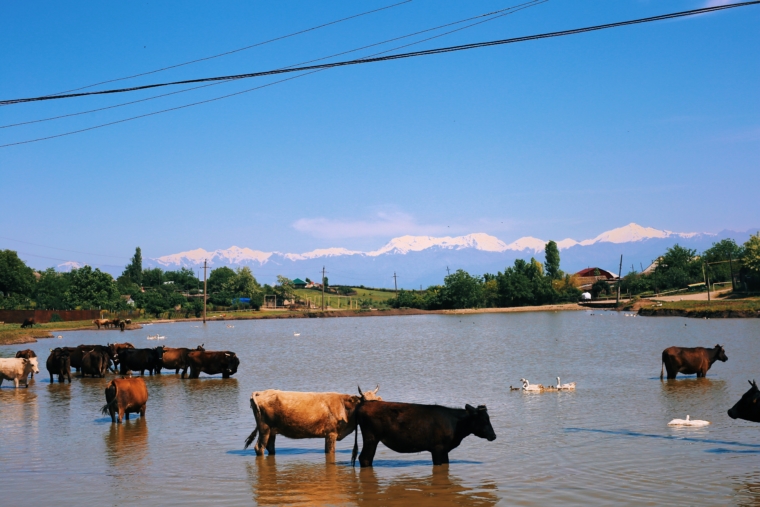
<box><xmin>1</xmin><ymin>312</ymin><xmax>760</xmax><ymax>506</ymax></box>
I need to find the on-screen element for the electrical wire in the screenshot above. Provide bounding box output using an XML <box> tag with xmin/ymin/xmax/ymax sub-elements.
<box><xmin>44</xmin><ymin>0</ymin><xmax>413</xmax><ymax>97</ymax></box>
<box><xmin>0</xmin><ymin>235</ymin><xmax>130</xmax><ymax>259</ymax></box>
<box><xmin>0</xmin><ymin>0</ymin><xmax>541</xmax><ymax>130</ymax></box>
<box><xmin>2</xmin><ymin>0</ymin><xmax>757</xmax><ymax>106</ymax></box>
<box><xmin>0</xmin><ymin>0</ymin><xmax>544</xmax><ymax>148</ymax></box>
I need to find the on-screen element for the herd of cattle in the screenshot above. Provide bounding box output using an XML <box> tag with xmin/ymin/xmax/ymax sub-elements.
<box><xmin>1</xmin><ymin>340</ymin><xmax>759</xmax><ymax>467</ymax></box>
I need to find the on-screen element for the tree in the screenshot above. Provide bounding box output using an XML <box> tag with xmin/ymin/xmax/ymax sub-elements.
<box><xmin>0</xmin><ymin>250</ymin><xmax>35</xmax><ymax>298</ymax></box>
<box><xmin>64</xmin><ymin>266</ymin><xmax>121</xmax><ymax>309</ymax></box>
<box><xmin>164</xmin><ymin>267</ymin><xmax>201</xmax><ymax>291</ymax></box>
<box><xmin>122</xmin><ymin>247</ymin><xmax>143</xmax><ymax>286</ymax></box>
<box><xmin>275</xmin><ymin>275</ymin><xmax>295</xmax><ymax>304</ymax></box>
<box><xmin>544</xmin><ymin>240</ymin><xmax>562</xmax><ymax>280</ymax></box>
<box><xmin>223</xmin><ymin>267</ymin><xmax>264</xmax><ymax>309</ymax></box>
<box><xmin>34</xmin><ymin>268</ymin><xmax>70</xmax><ymax>309</ymax></box>
<box><xmin>141</xmin><ymin>267</ymin><xmax>163</xmax><ymax>288</ymax></box>
<box><xmin>703</xmin><ymin>239</ymin><xmax>744</xmax><ymax>283</ymax></box>
<box><xmin>442</xmin><ymin>269</ymin><xmax>484</xmax><ymax>309</ymax></box>
<box><xmin>207</xmin><ymin>266</ymin><xmax>236</xmax><ymax>295</ymax></box>
<box><xmin>744</xmin><ymin>232</ymin><xmax>760</xmax><ymax>275</ymax></box>
<box><xmin>323</xmin><ymin>276</ymin><xmax>329</xmax><ymax>289</ymax></box>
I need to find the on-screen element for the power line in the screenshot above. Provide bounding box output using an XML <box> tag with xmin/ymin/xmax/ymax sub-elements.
<box><xmin>0</xmin><ymin>235</ymin><xmax>130</xmax><ymax>259</ymax></box>
<box><xmin>0</xmin><ymin>1</ymin><xmax>543</xmax><ymax>148</ymax></box>
<box><xmin>0</xmin><ymin>0</ymin><xmax>541</xmax><ymax>130</ymax></box>
<box><xmin>43</xmin><ymin>0</ymin><xmax>413</xmax><ymax>98</ymax></box>
<box><xmin>2</xmin><ymin>1</ymin><xmax>757</xmax><ymax>107</ymax></box>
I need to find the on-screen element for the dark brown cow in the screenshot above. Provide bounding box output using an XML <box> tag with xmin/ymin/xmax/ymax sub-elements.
<box><xmin>187</xmin><ymin>350</ymin><xmax>239</xmax><ymax>379</ymax></box>
<box><xmin>159</xmin><ymin>344</ymin><xmax>204</xmax><ymax>378</ymax></box>
<box><xmin>101</xmin><ymin>377</ymin><xmax>149</xmax><ymax>423</ymax></box>
<box><xmin>108</xmin><ymin>342</ymin><xmax>134</xmax><ymax>369</ymax></box>
<box><xmin>81</xmin><ymin>349</ymin><xmax>109</xmax><ymax>378</ymax></box>
<box><xmin>15</xmin><ymin>349</ymin><xmax>37</xmax><ymax>378</ymax></box>
<box><xmin>20</xmin><ymin>318</ymin><xmax>35</xmax><ymax>328</ymax></box>
<box><xmin>661</xmin><ymin>344</ymin><xmax>728</xmax><ymax>379</ymax></box>
<box><xmin>728</xmin><ymin>380</ymin><xmax>760</xmax><ymax>423</ymax></box>
<box><xmin>352</xmin><ymin>401</ymin><xmax>497</xmax><ymax>467</ymax></box>
<box><xmin>118</xmin><ymin>347</ymin><xmax>164</xmax><ymax>376</ymax></box>
<box><xmin>64</xmin><ymin>345</ymin><xmax>116</xmax><ymax>373</ymax></box>
<box><xmin>244</xmin><ymin>386</ymin><xmax>382</xmax><ymax>456</ymax></box>
<box><xmin>46</xmin><ymin>348</ymin><xmax>71</xmax><ymax>383</ymax></box>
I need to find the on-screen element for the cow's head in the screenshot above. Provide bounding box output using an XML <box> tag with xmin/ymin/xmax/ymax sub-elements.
<box><xmin>224</xmin><ymin>352</ymin><xmax>239</xmax><ymax>374</ymax></box>
<box><xmin>22</xmin><ymin>357</ymin><xmax>40</xmax><ymax>375</ymax></box>
<box><xmin>714</xmin><ymin>344</ymin><xmax>728</xmax><ymax>362</ymax></box>
<box><xmin>153</xmin><ymin>346</ymin><xmax>165</xmax><ymax>361</ymax></box>
<box><xmin>728</xmin><ymin>380</ymin><xmax>760</xmax><ymax>423</ymax></box>
<box><xmin>196</xmin><ymin>344</ymin><xmax>205</xmax><ymax>351</ymax></box>
<box><xmin>465</xmin><ymin>404</ymin><xmax>497</xmax><ymax>441</ymax></box>
<box><xmin>358</xmin><ymin>385</ymin><xmax>382</xmax><ymax>401</ymax></box>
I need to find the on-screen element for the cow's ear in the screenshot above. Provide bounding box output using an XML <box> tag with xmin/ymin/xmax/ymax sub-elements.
<box><xmin>465</xmin><ymin>404</ymin><xmax>476</xmax><ymax>414</ymax></box>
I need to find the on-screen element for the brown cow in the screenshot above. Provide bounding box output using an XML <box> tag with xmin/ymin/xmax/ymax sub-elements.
<box><xmin>243</xmin><ymin>386</ymin><xmax>382</xmax><ymax>456</ymax></box>
<box><xmin>108</xmin><ymin>342</ymin><xmax>134</xmax><ymax>369</ymax></box>
<box><xmin>187</xmin><ymin>350</ymin><xmax>239</xmax><ymax>379</ymax></box>
<box><xmin>159</xmin><ymin>344</ymin><xmax>204</xmax><ymax>378</ymax></box>
<box><xmin>81</xmin><ymin>349</ymin><xmax>109</xmax><ymax>378</ymax></box>
<box><xmin>46</xmin><ymin>348</ymin><xmax>71</xmax><ymax>383</ymax></box>
<box><xmin>101</xmin><ymin>377</ymin><xmax>149</xmax><ymax>423</ymax></box>
<box><xmin>661</xmin><ymin>344</ymin><xmax>728</xmax><ymax>379</ymax></box>
<box><xmin>93</xmin><ymin>319</ymin><xmax>111</xmax><ymax>329</ymax></box>
<box><xmin>15</xmin><ymin>349</ymin><xmax>37</xmax><ymax>378</ymax></box>
<box><xmin>20</xmin><ymin>318</ymin><xmax>35</xmax><ymax>328</ymax></box>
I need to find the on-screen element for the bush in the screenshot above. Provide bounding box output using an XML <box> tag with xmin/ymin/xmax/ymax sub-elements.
<box><xmin>50</xmin><ymin>313</ymin><xmax>62</xmax><ymax>322</ymax></box>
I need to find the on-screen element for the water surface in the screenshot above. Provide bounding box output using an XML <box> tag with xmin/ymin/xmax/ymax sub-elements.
<box><xmin>1</xmin><ymin>312</ymin><xmax>759</xmax><ymax>505</ymax></box>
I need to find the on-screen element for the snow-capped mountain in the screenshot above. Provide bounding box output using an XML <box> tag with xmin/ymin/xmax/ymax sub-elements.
<box><xmin>144</xmin><ymin>223</ymin><xmax>753</xmax><ymax>288</ymax></box>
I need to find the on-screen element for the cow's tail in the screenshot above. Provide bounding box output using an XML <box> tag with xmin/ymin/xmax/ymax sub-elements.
<box><xmin>101</xmin><ymin>382</ymin><xmax>118</xmax><ymax>415</ymax></box>
<box><xmin>351</xmin><ymin>425</ymin><xmax>359</xmax><ymax>468</ymax></box>
<box><xmin>244</xmin><ymin>394</ymin><xmax>260</xmax><ymax>450</ymax></box>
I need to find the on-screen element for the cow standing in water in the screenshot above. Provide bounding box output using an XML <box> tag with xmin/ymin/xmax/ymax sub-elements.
<box><xmin>0</xmin><ymin>358</ymin><xmax>40</xmax><ymax>388</ymax></box>
<box><xmin>101</xmin><ymin>377</ymin><xmax>149</xmax><ymax>423</ymax></box>
<box><xmin>728</xmin><ymin>380</ymin><xmax>760</xmax><ymax>423</ymax></box>
<box><xmin>244</xmin><ymin>386</ymin><xmax>382</xmax><ymax>456</ymax></box>
<box><xmin>15</xmin><ymin>349</ymin><xmax>37</xmax><ymax>378</ymax></box>
<box><xmin>352</xmin><ymin>401</ymin><xmax>496</xmax><ymax>467</ymax></box>
<box><xmin>661</xmin><ymin>344</ymin><xmax>728</xmax><ymax>379</ymax></box>
<box><xmin>47</xmin><ymin>348</ymin><xmax>72</xmax><ymax>383</ymax></box>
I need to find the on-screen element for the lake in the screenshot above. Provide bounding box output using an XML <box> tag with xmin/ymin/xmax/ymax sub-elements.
<box><xmin>1</xmin><ymin>311</ymin><xmax>759</xmax><ymax>506</ymax></box>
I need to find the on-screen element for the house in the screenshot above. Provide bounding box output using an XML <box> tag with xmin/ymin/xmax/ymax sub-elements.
<box><xmin>573</xmin><ymin>267</ymin><xmax>618</xmax><ymax>290</ymax></box>
<box><xmin>121</xmin><ymin>295</ymin><xmax>135</xmax><ymax>306</ymax></box>
<box><xmin>293</xmin><ymin>278</ymin><xmax>307</xmax><ymax>289</ymax></box>
<box><xmin>305</xmin><ymin>281</ymin><xmax>323</xmax><ymax>289</ymax></box>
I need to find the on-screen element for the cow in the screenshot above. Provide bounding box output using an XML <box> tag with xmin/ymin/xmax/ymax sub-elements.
<box><xmin>661</xmin><ymin>344</ymin><xmax>728</xmax><ymax>379</ymax></box>
<box><xmin>0</xmin><ymin>357</ymin><xmax>40</xmax><ymax>388</ymax></box>
<box><xmin>15</xmin><ymin>349</ymin><xmax>37</xmax><ymax>378</ymax></box>
<box><xmin>159</xmin><ymin>344</ymin><xmax>205</xmax><ymax>378</ymax></box>
<box><xmin>101</xmin><ymin>377</ymin><xmax>149</xmax><ymax>424</ymax></box>
<box><xmin>243</xmin><ymin>386</ymin><xmax>382</xmax><ymax>456</ymax></box>
<box><xmin>20</xmin><ymin>318</ymin><xmax>35</xmax><ymax>328</ymax></box>
<box><xmin>93</xmin><ymin>319</ymin><xmax>110</xmax><ymax>329</ymax></box>
<box><xmin>187</xmin><ymin>350</ymin><xmax>239</xmax><ymax>379</ymax></box>
<box><xmin>81</xmin><ymin>349</ymin><xmax>110</xmax><ymax>378</ymax></box>
<box><xmin>46</xmin><ymin>348</ymin><xmax>71</xmax><ymax>383</ymax></box>
<box><xmin>118</xmin><ymin>347</ymin><xmax>164</xmax><ymax>376</ymax></box>
<box><xmin>728</xmin><ymin>380</ymin><xmax>760</xmax><ymax>423</ymax></box>
<box><xmin>64</xmin><ymin>345</ymin><xmax>116</xmax><ymax>373</ymax></box>
<box><xmin>108</xmin><ymin>342</ymin><xmax>135</xmax><ymax>369</ymax></box>
<box><xmin>351</xmin><ymin>401</ymin><xmax>497</xmax><ymax>467</ymax></box>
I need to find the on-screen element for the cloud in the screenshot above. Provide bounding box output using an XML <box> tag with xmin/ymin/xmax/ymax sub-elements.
<box><xmin>703</xmin><ymin>0</ymin><xmax>733</xmax><ymax>6</ymax></box>
<box><xmin>292</xmin><ymin>212</ymin><xmax>452</xmax><ymax>239</ymax></box>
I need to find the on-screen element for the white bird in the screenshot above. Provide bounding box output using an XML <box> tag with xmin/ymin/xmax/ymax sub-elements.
<box><xmin>57</xmin><ymin>335</ymin><xmax>63</xmax><ymax>339</ymax></box>
<box><xmin>557</xmin><ymin>377</ymin><xmax>576</xmax><ymax>390</ymax></box>
<box><xmin>226</xmin><ymin>324</ymin><xmax>234</xmax><ymax>328</ymax></box>
<box><xmin>293</xmin><ymin>332</ymin><xmax>300</xmax><ymax>337</ymax></box>
<box><xmin>520</xmin><ymin>378</ymin><xmax>544</xmax><ymax>392</ymax></box>
<box><xmin>668</xmin><ymin>415</ymin><xmax>710</xmax><ymax>427</ymax></box>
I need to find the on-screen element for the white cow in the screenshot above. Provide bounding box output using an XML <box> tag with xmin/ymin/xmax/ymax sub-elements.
<box><xmin>0</xmin><ymin>357</ymin><xmax>40</xmax><ymax>388</ymax></box>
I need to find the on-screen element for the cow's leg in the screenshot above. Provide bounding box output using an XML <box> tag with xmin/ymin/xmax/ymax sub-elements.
<box><xmin>126</xmin><ymin>411</ymin><xmax>130</xmax><ymax>420</ymax></box>
<box><xmin>117</xmin><ymin>408</ymin><xmax>124</xmax><ymax>424</ymax></box>
<box><xmin>14</xmin><ymin>378</ymin><xmax>20</xmax><ymax>388</ymax></box>
<box><xmin>140</xmin><ymin>405</ymin><xmax>146</xmax><ymax>418</ymax></box>
<box><xmin>50</xmin><ymin>372</ymin><xmax>54</xmax><ymax>383</ymax></box>
<box><xmin>223</xmin><ymin>372</ymin><xmax>230</xmax><ymax>379</ymax></box>
<box><xmin>255</xmin><ymin>426</ymin><xmax>271</xmax><ymax>456</ymax></box>
<box><xmin>175</xmin><ymin>368</ymin><xmax>180</xmax><ymax>375</ymax></box>
<box><xmin>325</xmin><ymin>433</ymin><xmax>338</xmax><ymax>454</ymax></box>
<box><xmin>359</xmin><ymin>436</ymin><xmax>379</xmax><ymax>468</ymax></box>
<box><xmin>431</xmin><ymin>446</ymin><xmax>448</xmax><ymax>466</ymax></box>
<box><xmin>109</xmin><ymin>407</ymin><xmax>116</xmax><ymax>423</ymax></box>
<box><xmin>266</xmin><ymin>433</ymin><xmax>277</xmax><ymax>455</ymax></box>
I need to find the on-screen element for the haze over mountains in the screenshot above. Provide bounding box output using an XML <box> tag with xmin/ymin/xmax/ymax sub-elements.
<box><xmin>135</xmin><ymin>223</ymin><xmax>756</xmax><ymax>288</ymax></box>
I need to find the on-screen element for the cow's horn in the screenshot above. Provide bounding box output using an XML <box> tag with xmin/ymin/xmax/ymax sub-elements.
<box><xmin>373</xmin><ymin>385</ymin><xmax>379</xmax><ymax>394</ymax></box>
<box><xmin>358</xmin><ymin>386</ymin><xmax>363</xmax><ymax>396</ymax></box>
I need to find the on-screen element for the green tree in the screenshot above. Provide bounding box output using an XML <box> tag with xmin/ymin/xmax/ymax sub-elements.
<box><xmin>164</xmin><ymin>267</ymin><xmax>201</xmax><ymax>291</ymax></box>
<box><xmin>442</xmin><ymin>269</ymin><xmax>484</xmax><ymax>309</ymax></box>
<box><xmin>34</xmin><ymin>268</ymin><xmax>70</xmax><ymax>309</ymax></box>
<box><xmin>703</xmin><ymin>239</ymin><xmax>744</xmax><ymax>283</ymax></box>
<box><xmin>63</xmin><ymin>266</ymin><xmax>121</xmax><ymax>309</ymax></box>
<box><xmin>0</xmin><ymin>250</ymin><xmax>36</xmax><ymax>298</ymax></box>
<box><xmin>207</xmin><ymin>266</ymin><xmax>235</xmax><ymax>294</ymax></box>
<box><xmin>744</xmin><ymin>232</ymin><xmax>760</xmax><ymax>275</ymax></box>
<box><xmin>122</xmin><ymin>247</ymin><xmax>143</xmax><ymax>286</ymax></box>
<box><xmin>544</xmin><ymin>240</ymin><xmax>562</xmax><ymax>280</ymax></box>
<box><xmin>223</xmin><ymin>267</ymin><xmax>264</xmax><ymax>309</ymax></box>
<box><xmin>141</xmin><ymin>267</ymin><xmax>163</xmax><ymax>288</ymax></box>
<box><xmin>275</xmin><ymin>275</ymin><xmax>295</xmax><ymax>304</ymax></box>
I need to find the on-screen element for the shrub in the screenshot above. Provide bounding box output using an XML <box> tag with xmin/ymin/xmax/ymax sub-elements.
<box><xmin>50</xmin><ymin>313</ymin><xmax>62</xmax><ymax>322</ymax></box>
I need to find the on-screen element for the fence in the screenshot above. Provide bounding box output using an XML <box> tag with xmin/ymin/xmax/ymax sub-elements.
<box><xmin>0</xmin><ymin>309</ymin><xmax>102</xmax><ymax>324</ymax></box>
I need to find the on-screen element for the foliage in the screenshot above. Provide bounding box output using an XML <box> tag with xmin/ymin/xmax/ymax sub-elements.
<box><xmin>50</xmin><ymin>313</ymin><xmax>63</xmax><ymax>322</ymax></box>
<box><xmin>544</xmin><ymin>240</ymin><xmax>562</xmax><ymax>280</ymax></box>
<box><xmin>63</xmin><ymin>266</ymin><xmax>122</xmax><ymax>310</ymax></box>
<box><xmin>164</xmin><ymin>267</ymin><xmax>201</xmax><ymax>291</ymax></box>
<box><xmin>207</xmin><ymin>266</ymin><xmax>235</xmax><ymax>294</ymax></box>
<box><xmin>591</xmin><ymin>279</ymin><xmax>610</xmax><ymax>298</ymax></box>
<box><xmin>34</xmin><ymin>268</ymin><xmax>70</xmax><ymax>309</ymax></box>
<box><xmin>141</xmin><ymin>267</ymin><xmax>163</xmax><ymax>288</ymax></box>
<box><xmin>323</xmin><ymin>276</ymin><xmax>329</xmax><ymax>289</ymax></box>
<box><xmin>122</xmin><ymin>247</ymin><xmax>143</xmax><ymax>286</ymax></box>
<box><xmin>222</xmin><ymin>267</ymin><xmax>263</xmax><ymax>309</ymax></box>
<box><xmin>703</xmin><ymin>239</ymin><xmax>743</xmax><ymax>283</ymax></box>
<box><xmin>744</xmin><ymin>232</ymin><xmax>760</xmax><ymax>275</ymax></box>
<box><xmin>442</xmin><ymin>269</ymin><xmax>484</xmax><ymax>309</ymax></box>
<box><xmin>275</xmin><ymin>275</ymin><xmax>295</xmax><ymax>304</ymax></box>
<box><xmin>0</xmin><ymin>250</ymin><xmax>36</xmax><ymax>298</ymax></box>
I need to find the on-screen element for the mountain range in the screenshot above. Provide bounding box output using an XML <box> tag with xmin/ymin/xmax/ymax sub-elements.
<box><xmin>135</xmin><ymin>223</ymin><xmax>756</xmax><ymax>288</ymax></box>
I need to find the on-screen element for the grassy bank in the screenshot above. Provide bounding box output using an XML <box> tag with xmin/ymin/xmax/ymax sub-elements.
<box><xmin>638</xmin><ymin>297</ymin><xmax>760</xmax><ymax>318</ymax></box>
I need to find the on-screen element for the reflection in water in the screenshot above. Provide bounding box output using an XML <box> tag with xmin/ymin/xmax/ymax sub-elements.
<box><xmin>104</xmin><ymin>417</ymin><xmax>150</xmax><ymax>469</ymax></box>
<box><xmin>246</xmin><ymin>460</ymin><xmax>497</xmax><ymax>506</ymax></box>
<box><xmin>733</xmin><ymin>472</ymin><xmax>760</xmax><ymax>507</ymax></box>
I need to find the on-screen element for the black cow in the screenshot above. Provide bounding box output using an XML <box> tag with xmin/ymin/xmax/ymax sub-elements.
<box><xmin>661</xmin><ymin>344</ymin><xmax>728</xmax><ymax>379</ymax></box>
<box><xmin>119</xmin><ymin>347</ymin><xmax>164</xmax><ymax>376</ymax></box>
<box><xmin>20</xmin><ymin>318</ymin><xmax>35</xmax><ymax>328</ymax></box>
<box><xmin>81</xmin><ymin>349</ymin><xmax>110</xmax><ymax>378</ymax></box>
<box><xmin>15</xmin><ymin>349</ymin><xmax>37</xmax><ymax>378</ymax></box>
<box><xmin>46</xmin><ymin>348</ymin><xmax>71</xmax><ymax>383</ymax></box>
<box><xmin>352</xmin><ymin>401</ymin><xmax>496</xmax><ymax>467</ymax></box>
<box><xmin>728</xmin><ymin>380</ymin><xmax>760</xmax><ymax>423</ymax></box>
<box><xmin>186</xmin><ymin>350</ymin><xmax>239</xmax><ymax>379</ymax></box>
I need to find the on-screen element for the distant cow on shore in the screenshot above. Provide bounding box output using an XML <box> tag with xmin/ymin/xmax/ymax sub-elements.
<box><xmin>352</xmin><ymin>401</ymin><xmax>496</xmax><ymax>467</ymax></box>
<box><xmin>20</xmin><ymin>318</ymin><xmax>35</xmax><ymax>329</ymax></box>
<box><xmin>661</xmin><ymin>344</ymin><xmax>728</xmax><ymax>379</ymax></box>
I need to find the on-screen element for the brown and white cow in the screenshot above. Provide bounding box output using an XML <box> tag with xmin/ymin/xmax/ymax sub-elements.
<box><xmin>15</xmin><ymin>349</ymin><xmax>37</xmax><ymax>378</ymax></box>
<box><xmin>661</xmin><ymin>344</ymin><xmax>728</xmax><ymax>379</ymax></box>
<box><xmin>101</xmin><ymin>377</ymin><xmax>149</xmax><ymax>423</ymax></box>
<box><xmin>0</xmin><ymin>357</ymin><xmax>40</xmax><ymax>388</ymax></box>
<box><xmin>243</xmin><ymin>386</ymin><xmax>382</xmax><ymax>456</ymax></box>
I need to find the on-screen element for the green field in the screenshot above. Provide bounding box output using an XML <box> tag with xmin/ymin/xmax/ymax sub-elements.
<box><xmin>294</xmin><ymin>287</ymin><xmax>397</xmax><ymax>309</ymax></box>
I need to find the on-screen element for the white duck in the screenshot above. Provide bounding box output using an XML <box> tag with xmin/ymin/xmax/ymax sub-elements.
<box><xmin>668</xmin><ymin>415</ymin><xmax>710</xmax><ymax>427</ymax></box>
<box><xmin>556</xmin><ymin>377</ymin><xmax>576</xmax><ymax>390</ymax></box>
<box><xmin>520</xmin><ymin>378</ymin><xmax>544</xmax><ymax>392</ymax></box>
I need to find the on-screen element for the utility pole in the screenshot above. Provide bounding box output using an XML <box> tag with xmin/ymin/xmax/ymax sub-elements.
<box><xmin>616</xmin><ymin>254</ymin><xmax>623</xmax><ymax>306</ymax></box>
<box><xmin>729</xmin><ymin>252</ymin><xmax>736</xmax><ymax>291</ymax></box>
<box><xmin>703</xmin><ymin>263</ymin><xmax>711</xmax><ymax>303</ymax></box>
<box><xmin>393</xmin><ymin>272</ymin><xmax>398</xmax><ymax>295</ymax></box>
<box><xmin>321</xmin><ymin>266</ymin><xmax>326</xmax><ymax>311</ymax></box>
<box><xmin>446</xmin><ymin>266</ymin><xmax>451</xmax><ymax>276</ymax></box>
<box><xmin>203</xmin><ymin>259</ymin><xmax>208</xmax><ymax>324</ymax></box>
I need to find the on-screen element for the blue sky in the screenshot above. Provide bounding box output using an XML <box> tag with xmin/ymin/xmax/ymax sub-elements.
<box><xmin>1</xmin><ymin>0</ymin><xmax>758</xmax><ymax>271</ymax></box>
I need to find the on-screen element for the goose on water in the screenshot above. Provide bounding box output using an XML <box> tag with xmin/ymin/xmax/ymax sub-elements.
<box><xmin>668</xmin><ymin>415</ymin><xmax>710</xmax><ymax>427</ymax></box>
<box><xmin>520</xmin><ymin>378</ymin><xmax>544</xmax><ymax>392</ymax></box>
<box><xmin>557</xmin><ymin>377</ymin><xmax>576</xmax><ymax>390</ymax></box>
